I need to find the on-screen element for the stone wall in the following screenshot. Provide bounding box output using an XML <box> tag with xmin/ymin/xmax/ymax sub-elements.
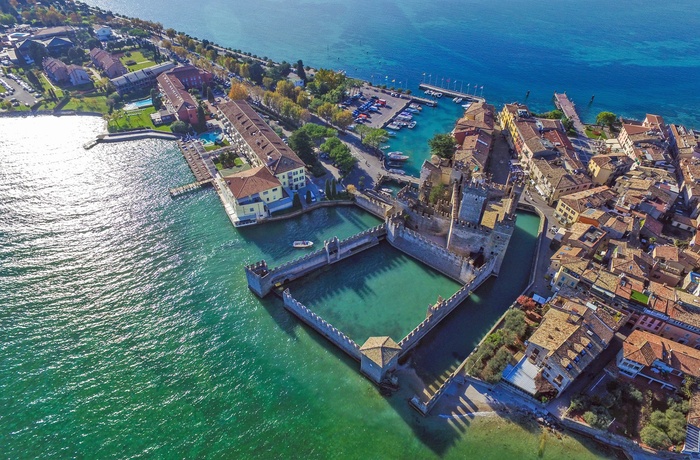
<box><xmin>245</xmin><ymin>224</ymin><xmax>387</xmax><ymax>297</ymax></box>
<box><xmin>283</xmin><ymin>289</ymin><xmax>362</xmax><ymax>361</ymax></box>
<box><xmin>354</xmin><ymin>193</ymin><xmax>394</xmax><ymax>219</ymax></box>
<box><xmin>386</xmin><ymin>218</ymin><xmax>474</xmax><ymax>283</ymax></box>
<box><xmin>398</xmin><ymin>256</ymin><xmax>496</xmax><ymax>354</ymax></box>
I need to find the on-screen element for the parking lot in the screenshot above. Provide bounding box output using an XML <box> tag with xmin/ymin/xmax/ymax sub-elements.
<box><xmin>0</xmin><ymin>70</ymin><xmax>40</xmax><ymax>107</ymax></box>
<box><xmin>343</xmin><ymin>85</ymin><xmax>412</xmax><ymax>129</ymax></box>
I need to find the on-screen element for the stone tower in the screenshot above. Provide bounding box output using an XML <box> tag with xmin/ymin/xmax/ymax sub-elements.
<box><xmin>458</xmin><ymin>181</ymin><xmax>488</xmax><ymax>224</ymax></box>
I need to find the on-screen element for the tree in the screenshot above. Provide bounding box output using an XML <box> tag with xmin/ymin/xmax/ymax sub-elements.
<box><xmin>330</xmin><ymin>178</ymin><xmax>337</xmax><ymax>199</ymax></box>
<box><xmin>295</xmin><ymin>59</ymin><xmax>306</xmax><ymax>82</ymax></box>
<box><xmin>195</xmin><ymin>104</ymin><xmax>207</xmax><ymax>132</ymax></box>
<box><xmin>165</xmin><ymin>28</ymin><xmax>176</xmax><ymax>40</ymax></box>
<box><xmin>305</xmin><ymin>190</ymin><xmax>312</xmax><ymax>204</ymax></box>
<box><xmin>289</xmin><ymin>130</ymin><xmax>315</xmax><ymax>164</ymax></box>
<box><xmin>317</xmin><ymin>102</ymin><xmax>335</xmax><ymax>120</ymax></box>
<box><xmin>429</xmin><ymin>133</ymin><xmax>457</xmax><ymax>159</ymax></box>
<box><xmin>503</xmin><ymin>309</ymin><xmax>528</xmax><ymax>339</ymax></box>
<box><xmin>640</xmin><ymin>425</ymin><xmax>671</xmax><ymax>449</ymax></box>
<box><xmin>596</xmin><ymin>111</ymin><xmax>617</xmax><ymax>128</ymax></box>
<box><xmin>248</xmin><ymin>62</ymin><xmax>265</xmax><ymax>85</ymax></box>
<box><xmin>150</xmin><ymin>88</ymin><xmax>162</xmax><ymax>110</ymax></box>
<box><xmin>207</xmin><ymin>87</ymin><xmax>215</xmax><ymax>103</ymax></box>
<box><xmin>228</xmin><ymin>83</ymin><xmax>249</xmax><ymax>100</ymax></box>
<box><xmin>332</xmin><ymin>110</ymin><xmax>354</xmax><ymax>131</ymax></box>
<box><xmin>362</xmin><ymin>128</ymin><xmax>388</xmax><ymax>151</ymax></box>
<box><xmin>170</xmin><ymin>120</ymin><xmax>191</xmax><ymax>134</ymax></box>
<box><xmin>292</xmin><ymin>192</ymin><xmax>302</xmax><ymax>209</ymax></box>
<box><xmin>325</xmin><ymin>179</ymin><xmax>331</xmax><ymax>198</ymax></box>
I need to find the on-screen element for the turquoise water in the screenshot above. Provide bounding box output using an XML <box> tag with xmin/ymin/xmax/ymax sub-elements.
<box><xmin>199</xmin><ymin>130</ymin><xmax>223</xmax><ymax>145</ymax></box>
<box><xmin>83</xmin><ymin>0</ymin><xmax>700</xmax><ymax>126</ymax></box>
<box><xmin>286</xmin><ymin>242</ymin><xmax>462</xmax><ymax>343</ymax></box>
<box><xmin>0</xmin><ymin>117</ymin><xmax>608</xmax><ymax>458</ymax></box>
<box><xmin>124</xmin><ymin>97</ymin><xmax>153</xmax><ymax>110</ymax></box>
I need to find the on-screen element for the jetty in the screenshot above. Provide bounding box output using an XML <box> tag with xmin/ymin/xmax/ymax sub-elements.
<box><xmin>178</xmin><ymin>139</ymin><xmax>212</xmax><ymax>183</ymax></box>
<box><xmin>554</xmin><ymin>92</ymin><xmax>585</xmax><ymax>134</ymax></box>
<box><xmin>169</xmin><ymin>178</ymin><xmax>213</xmax><ymax>197</ymax></box>
<box><xmin>418</xmin><ymin>83</ymin><xmax>485</xmax><ymax>103</ymax></box>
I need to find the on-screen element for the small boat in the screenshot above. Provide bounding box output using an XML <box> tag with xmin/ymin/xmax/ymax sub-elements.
<box><xmin>407</xmin><ymin>121</ymin><xmax>417</xmax><ymax>129</ymax></box>
<box><xmin>381</xmin><ymin>188</ymin><xmax>393</xmax><ymax>194</ymax></box>
<box><xmin>409</xmin><ymin>103</ymin><xmax>422</xmax><ymax>111</ymax></box>
<box><xmin>380</xmin><ymin>145</ymin><xmax>391</xmax><ymax>150</ymax></box>
<box><xmin>406</xmin><ymin>107</ymin><xmax>419</xmax><ymax>113</ymax></box>
<box><xmin>386</xmin><ymin>123</ymin><xmax>402</xmax><ymax>130</ymax></box>
<box><xmin>462</xmin><ymin>103</ymin><xmax>471</xmax><ymax>109</ymax></box>
<box><xmin>455</xmin><ymin>97</ymin><xmax>463</xmax><ymax>103</ymax></box>
<box><xmin>388</xmin><ymin>151</ymin><xmax>409</xmax><ymax>161</ymax></box>
<box><xmin>435</xmin><ymin>92</ymin><xmax>443</xmax><ymax>98</ymax></box>
<box><xmin>293</xmin><ymin>240</ymin><xmax>313</xmax><ymax>248</ymax></box>
<box><xmin>387</xmin><ymin>130</ymin><xmax>397</xmax><ymax>137</ymax></box>
<box><xmin>388</xmin><ymin>168</ymin><xmax>405</xmax><ymax>175</ymax></box>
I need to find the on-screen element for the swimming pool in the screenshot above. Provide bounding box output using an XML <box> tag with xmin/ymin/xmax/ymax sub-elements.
<box><xmin>123</xmin><ymin>98</ymin><xmax>153</xmax><ymax>111</ymax></box>
<box><xmin>199</xmin><ymin>130</ymin><xmax>222</xmax><ymax>145</ymax></box>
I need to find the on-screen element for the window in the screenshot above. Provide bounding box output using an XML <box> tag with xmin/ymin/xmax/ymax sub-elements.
<box><xmin>574</xmin><ymin>356</ymin><xmax>580</xmax><ymax>363</ymax></box>
<box><xmin>263</xmin><ymin>190</ymin><xmax>268</xmax><ymax>195</ymax></box>
<box><xmin>566</xmin><ymin>364</ymin><xmax>573</xmax><ymax>371</ymax></box>
<box><xmin>586</xmin><ymin>342</ymin><xmax>592</xmax><ymax>349</ymax></box>
<box><xmin>580</xmin><ymin>349</ymin><xmax>587</xmax><ymax>356</ymax></box>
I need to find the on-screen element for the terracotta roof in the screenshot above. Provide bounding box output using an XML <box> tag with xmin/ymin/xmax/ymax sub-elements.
<box><xmin>219</xmin><ymin>100</ymin><xmax>305</xmax><ymax>175</ymax></box>
<box><xmin>559</xmin><ymin>186</ymin><xmax>616</xmax><ymax>214</ymax></box>
<box><xmin>653</xmin><ymin>245</ymin><xmax>679</xmax><ymax>262</ymax></box>
<box><xmin>360</xmin><ymin>336</ymin><xmax>401</xmax><ymax>367</ymax></box>
<box><xmin>226</xmin><ymin>166</ymin><xmax>281</xmax><ymax>199</ymax></box>
<box><xmin>623</xmin><ymin>330</ymin><xmax>700</xmax><ymax>378</ymax></box>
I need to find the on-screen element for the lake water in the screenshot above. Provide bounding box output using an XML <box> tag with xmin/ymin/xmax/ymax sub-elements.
<box><xmin>0</xmin><ymin>116</ymin><xmax>608</xmax><ymax>458</ymax></box>
<box><xmin>84</xmin><ymin>0</ymin><xmax>700</xmax><ymax>127</ymax></box>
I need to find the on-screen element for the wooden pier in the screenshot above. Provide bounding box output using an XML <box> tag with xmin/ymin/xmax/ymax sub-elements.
<box><xmin>169</xmin><ymin>179</ymin><xmax>213</xmax><ymax>197</ymax></box>
<box><xmin>177</xmin><ymin>140</ymin><xmax>212</xmax><ymax>183</ymax></box>
<box><xmin>418</xmin><ymin>83</ymin><xmax>485</xmax><ymax>103</ymax></box>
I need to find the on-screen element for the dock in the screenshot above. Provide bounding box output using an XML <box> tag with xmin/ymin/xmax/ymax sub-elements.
<box><xmin>554</xmin><ymin>92</ymin><xmax>585</xmax><ymax>134</ymax></box>
<box><xmin>169</xmin><ymin>179</ymin><xmax>214</xmax><ymax>197</ymax></box>
<box><xmin>177</xmin><ymin>139</ymin><xmax>212</xmax><ymax>183</ymax></box>
<box><xmin>418</xmin><ymin>83</ymin><xmax>485</xmax><ymax>103</ymax></box>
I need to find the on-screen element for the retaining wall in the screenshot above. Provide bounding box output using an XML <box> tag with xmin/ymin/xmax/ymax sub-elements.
<box><xmin>283</xmin><ymin>289</ymin><xmax>362</xmax><ymax>361</ymax></box>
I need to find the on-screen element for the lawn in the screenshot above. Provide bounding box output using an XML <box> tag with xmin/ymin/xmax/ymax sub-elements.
<box><xmin>63</xmin><ymin>96</ymin><xmax>110</xmax><ymax>113</ymax></box>
<box><xmin>0</xmin><ymin>85</ymin><xmax>5</xmax><ymax>94</ymax></box>
<box><xmin>108</xmin><ymin>106</ymin><xmax>172</xmax><ymax>132</ymax></box>
<box><xmin>120</xmin><ymin>50</ymin><xmax>157</xmax><ymax>72</ymax></box>
<box><xmin>585</xmin><ymin>126</ymin><xmax>607</xmax><ymax>139</ymax></box>
<box><xmin>38</xmin><ymin>73</ymin><xmax>64</xmax><ymax>98</ymax></box>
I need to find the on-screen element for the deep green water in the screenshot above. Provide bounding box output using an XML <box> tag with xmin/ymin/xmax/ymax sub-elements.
<box><xmin>0</xmin><ymin>117</ymin><xmax>609</xmax><ymax>458</ymax></box>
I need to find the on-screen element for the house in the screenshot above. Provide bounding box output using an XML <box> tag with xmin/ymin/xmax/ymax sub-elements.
<box><xmin>587</xmin><ymin>153</ymin><xmax>633</xmax><ymax>186</ymax></box>
<box><xmin>93</xmin><ymin>25</ymin><xmax>113</xmax><ymax>41</ymax></box>
<box><xmin>223</xmin><ymin>166</ymin><xmax>285</xmax><ymax>226</ymax></box>
<box><xmin>157</xmin><ymin>71</ymin><xmax>201</xmax><ymax>125</ymax></box>
<box><xmin>110</xmin><ymin>61</ymin><xmax>176</xmax><ymax>95</ymax></box>
<box><xmin>551</xmin><ymin>258</ymin><xmax>589</xmax><ymax>290</ymax></box>
<box><xmin>218</xmin><ymin>100</ymin><xmax>307</xmax><ymax>194</ymax></box>
<box><xmin>617</xmin><ymin>114</ymin><xmax>668</xmax><ymax>159</ymax></box>
<box><xmin>548</xmin><ymin>246</ymin><xmax>584</xmax><ymax>276</ymax></box>
<box><xmin>516</xmin><ymin>297</ymin><xmax>623</xmax><ymax>395</ymax></box>
<box><xmin>649</xmin><ymin>245</ymin><xmax>685</xmax><ymax>287</ymax></box>
<box><xmin>554</xmin><ymin>186</ymin><xmax>617</xmax><ymax>225</ymax></box>
<box><xmin>563</xmin><ymin>223</ymin><xmax>608</xmax><ymax>257</ymax></box>
<box><xmin>669</xmin><ymin>124</ymin><xmax>700</xmax><ymax>160</ymax></box>
<box><xmin>67</xmin><ymin>65</ymin><xmax>91</xmax><ymax>86</ymax></box>
<box><xmin>617</xmin><ymin>329</ymin><xmax>700</xmax><ymax>390</ymax></box>
<box><xmin>43</xmin><ymin>57</ymin><xmax>69</xmax><ymax>83</ymax></box>
<box><xmin>89</xmin><ymin>48</ymin><xmax>127</xmax><ymax>79</ymax></box>
<box><xmin>530</xmin><ymin>158</ymin><xmax>591</xmax><ymax>205</ymax></box>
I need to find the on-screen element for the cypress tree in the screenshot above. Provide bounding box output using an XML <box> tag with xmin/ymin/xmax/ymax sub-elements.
<box><xmin>330</xmin><ymin>178</ymin><xmax>337</xmax><ymax>199</ymax></box>
<box><xmin>325</xmin><ymin>179</ymin><xmax>331</xmax><ymax>199</ymax></box>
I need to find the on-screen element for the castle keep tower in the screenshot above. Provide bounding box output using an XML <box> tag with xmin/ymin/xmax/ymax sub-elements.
<box><xmin>457</xmin><ymin>182</ymin><xmax>488</xmax><ymax>224</ymax></box>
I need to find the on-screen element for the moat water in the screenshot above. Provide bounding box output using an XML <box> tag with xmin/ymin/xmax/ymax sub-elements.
<box><xmin>0</xmin><ymin>117</ymin><xmax>609</xmax><ymax>457</ymax></box>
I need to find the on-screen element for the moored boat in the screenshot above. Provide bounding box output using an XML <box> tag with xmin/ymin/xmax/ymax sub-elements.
<box><xmin>293</xmin><ymin>240</ymin><xmax>314</xmax><ymax>248</ymax></box>
<box><xmin>407</xmin><ymin>121</ymin><xmax>417</xmax><ymax>129</ymax></box>
<box><xmin>388</xmin><ymin>151</ymin><xmax>409</xmax><ymax>161</ymax></box>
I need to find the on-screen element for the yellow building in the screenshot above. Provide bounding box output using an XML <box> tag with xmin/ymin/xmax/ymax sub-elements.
<box><xmin>226</xmin><ymin>166</ymin><xmax>284</xmax><ymax>226</ymax></box>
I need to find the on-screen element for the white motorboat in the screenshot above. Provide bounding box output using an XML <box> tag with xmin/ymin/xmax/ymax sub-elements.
<box><xmin>293</xmin><ymin>241</ymin><xmax>314</xmax><ymax>248</ymax></box>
